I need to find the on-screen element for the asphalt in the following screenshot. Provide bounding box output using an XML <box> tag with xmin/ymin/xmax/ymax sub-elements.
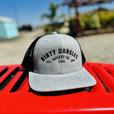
<box><xmin>78</xmin><ymin>33</ymin><xmax>114</xmax><ymax>64</ymax></box>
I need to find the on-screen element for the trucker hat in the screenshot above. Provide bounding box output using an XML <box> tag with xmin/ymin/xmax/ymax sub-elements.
<box><xmin>22</xmin><ymin>32</ymin><xmax>96</xmax><ymax>92</ymax></box>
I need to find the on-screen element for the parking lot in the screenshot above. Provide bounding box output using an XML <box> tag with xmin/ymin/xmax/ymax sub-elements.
<box><xmin>0</xmin><ymin>30</ymin><xmax>114</xmax><ymax>65</ymax></box>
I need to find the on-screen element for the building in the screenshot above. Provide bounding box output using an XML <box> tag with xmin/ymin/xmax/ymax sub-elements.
<box><xmin>0</xmin><ymin>16</ymin><xmax>18</xmax><ymax>40</ymax></box>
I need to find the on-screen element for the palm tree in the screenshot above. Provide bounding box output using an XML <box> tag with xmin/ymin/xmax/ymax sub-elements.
<box><xmin>42</xmin><ymin>3</ymin><xmax>58</xmax><ymax>24</ymax></box>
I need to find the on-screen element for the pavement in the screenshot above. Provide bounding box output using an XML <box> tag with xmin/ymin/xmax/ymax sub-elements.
<box><xmin>78</xmin><ymin>33</ymin><xmax>114</xmax><ymax>64</ymax></box>
<box><xmin>0</xmin><ymin>30</ymin><xmax>114</xmax><ymax>65</ymax></box>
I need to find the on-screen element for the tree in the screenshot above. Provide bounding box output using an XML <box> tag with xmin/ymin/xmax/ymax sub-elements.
<box><xmin>42</xmin><ymin>3</ymin><xmax>58</xmax><ymax>24</ymax></box>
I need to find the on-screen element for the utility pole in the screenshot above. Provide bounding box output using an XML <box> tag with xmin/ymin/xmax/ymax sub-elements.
<box><xmin>12</xmin><ymin>0</ymin><xmax>20</xmax><ymax>27</ymax></box>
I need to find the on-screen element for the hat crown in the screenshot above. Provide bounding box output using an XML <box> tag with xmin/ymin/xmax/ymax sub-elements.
<box><xmin>33</xmin><ymin>34</ymin><xmax>82</xmax><ymax>74</ymax></box>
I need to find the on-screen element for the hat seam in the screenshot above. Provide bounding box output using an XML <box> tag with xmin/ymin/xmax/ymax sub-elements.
<box><xmin>30</xmin><ymin>67</ymin><xmax>85</xmax><ymax>77</ymax></box>
<box><xmin>60</xmin><ymin>35</ymin><xmax>63</xmax><ymax>74</ymax></box>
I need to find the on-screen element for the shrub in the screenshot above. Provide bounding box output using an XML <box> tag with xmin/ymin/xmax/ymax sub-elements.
<box><xmin>80</xmin><ymin>13</ymin><xmax>101</xmax><ymax>30</ymax></box>
<box><xmin>97</xmin><ymin>11</ymin><xmax>114</xmax><ymax>27</ymax></box>
<box><xmin>19</xmin><ymin>24</ymin><xmax>33</xmax><ymax>31</ymax></box>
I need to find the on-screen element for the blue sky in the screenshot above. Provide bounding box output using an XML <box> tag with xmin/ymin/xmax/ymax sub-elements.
<box><xmin>0</xmin><ymin>0</ymin><xmax>114</xmax><ymax>27</ymax></box>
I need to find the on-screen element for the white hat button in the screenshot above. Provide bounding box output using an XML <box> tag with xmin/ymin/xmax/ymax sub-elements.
<box><xmin>51</xmin><ymin>32</ymin><xmax>57</xmax><ymax>34</ymax></box>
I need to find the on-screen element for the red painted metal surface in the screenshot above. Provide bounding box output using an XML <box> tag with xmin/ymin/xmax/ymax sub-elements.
<box><xmin>0</xmin><ymin>62</ymin><xmax>114</xmax><ymax>114</ymax></box>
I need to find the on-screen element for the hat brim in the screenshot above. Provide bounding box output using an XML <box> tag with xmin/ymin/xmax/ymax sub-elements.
<box><xmin>29</xmin><ymin>67</ymin><xmax>96</xmax><ymax>92</ymax></box>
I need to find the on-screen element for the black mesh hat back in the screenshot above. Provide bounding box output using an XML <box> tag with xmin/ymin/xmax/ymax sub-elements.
<box><xmin>81</xmin><ymin>50</ymin><xmax>86</xmax><ymax>64</ymax></box>
<box><xmin>22</xmin><ymin>36</ymin><xmax>43</xmax><ymax>71</ymax></box>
